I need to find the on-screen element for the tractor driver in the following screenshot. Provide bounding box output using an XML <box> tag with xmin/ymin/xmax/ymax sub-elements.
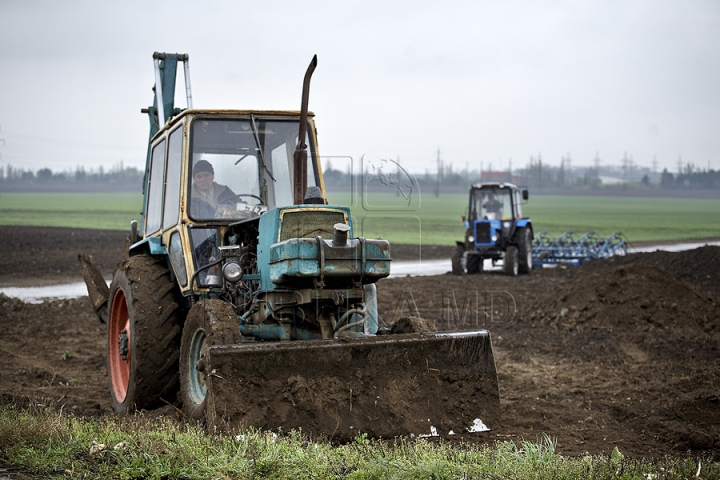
<box><xmin>483</xmin><ymin>193</ymin><xmax>503</xmax><ymax>218</ymax></box>
<box><xmin>190</xmin><ymin>159</ymin><xmax>238</xmax><ymax>219</ymax></box>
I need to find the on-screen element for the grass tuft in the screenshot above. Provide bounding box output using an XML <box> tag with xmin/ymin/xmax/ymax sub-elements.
<box><xmin>1</xmin><ymin>405</ymin><xmax>719</xmax><ymax>479</ymax></box>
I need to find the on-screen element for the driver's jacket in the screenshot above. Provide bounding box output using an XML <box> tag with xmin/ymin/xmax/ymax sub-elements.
<box><xmin>190</xmin><ymin>182</ymin><xmax>237</xmax><ymax>219</ymax></box>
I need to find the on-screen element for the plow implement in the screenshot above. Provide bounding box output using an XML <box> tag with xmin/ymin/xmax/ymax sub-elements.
<box><xmin>205</xmin><ymin>330</ymin><xmax>499</xmax><ymax>440</ymax></box>
<box><xmin>532</xmin><ymin>231</ymin><xmax>627</xmax><ymax>266</ymax></box>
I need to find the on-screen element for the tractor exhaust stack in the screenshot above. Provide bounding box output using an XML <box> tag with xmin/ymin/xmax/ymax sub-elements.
<box><xmin>294</xmin><ymin>55</ymin><xmax>317</xmax><ymax>205</ymax></box>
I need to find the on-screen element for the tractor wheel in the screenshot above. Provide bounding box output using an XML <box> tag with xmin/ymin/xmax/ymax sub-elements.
<box><xmin>451</xmin><ymin>245</ymin><xmax>465</xmax><ymax>275</ymax></box>
<box><xmin>180</xmin><ymin>299</ymin><xmax>241</xmax><ymax>420</ymax></box>
<box><xmin>107</xmin><ymin>255</ymin><xmax>184</xmax><ymax>414</ymax></box>
<box><xmin>517</xmin><ymin>227</ymin><xmax>533</xmax><ymax>274</ymax></box>
<box><xmin>466</xmin><ymin>254</ymin><xmax>483</xmax><ymax>274</ymax></box>
<box><xmin>504</xmin><ymin>246</ymin><xmax>519</xmax><ymax>276</ymax></box>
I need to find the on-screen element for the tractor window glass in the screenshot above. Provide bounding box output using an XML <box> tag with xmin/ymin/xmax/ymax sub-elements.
<box><xmin>145</xmin><ymin>139</ymin><xmax>166</xmax><ymax>235</ymax></box>
<box><xmin>480</xmin><ymin>188</ymin><xmax>512</xmax><ymax>220</ymax></box>
<box><xmin>163</xmin><ymin>127</ymin><xmax>183</xmax><ymax>231</ymax></box>
<box><xmin>189</xmin><ymin>227</ymin><xmax>220</xmax><ymax>288</ymax></box>
<box><xmin>189</xmin><ymin>118</ymin><xmax>317</xmax><ymax>220</ymax></box>
<box><xmin>168</xmin><ymin>230</ymin><xmax>188</xmax><ymax>287</ymax></box>
<box><xmin>476</xmin><ymin>189</ymin><xmax>512</xmax><ymax>221</ymax></box>
<box><xmin>270</xmin><ymin>143</ymin><xmax>293</xmax><ymax>207</ymax></box>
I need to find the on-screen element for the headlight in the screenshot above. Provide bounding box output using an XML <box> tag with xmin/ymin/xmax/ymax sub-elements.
<box><xmin>491</xmin><ymin>235</ymin><xmax>498</xmax><ymax>242</ymax></box>
<box><xmin>503</xmin><ymin>221</ymin><xmax>511</xmax><ymax>229</ymax></box>
<box><xmin>468</xmin><ymin>235</ymin><xmax>475</xmax><ymax>242</ymax></box>
<box><xmin>222</xmin><ymin>262</ymin><xmax>243</xmax><ymax>283</ymax></box>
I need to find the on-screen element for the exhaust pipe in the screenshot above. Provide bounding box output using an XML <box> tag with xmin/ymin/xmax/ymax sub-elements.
<box><xmin>294</xmin><ymin>55</ymin><xmax>317</xmax><ymax>205</ymax></box>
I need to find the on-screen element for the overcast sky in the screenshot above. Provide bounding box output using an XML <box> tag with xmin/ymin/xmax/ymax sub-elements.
<box><xmin>1</xmin><ymin>0</ymin><xmax>718</xmax><ymax>175</ymax></box>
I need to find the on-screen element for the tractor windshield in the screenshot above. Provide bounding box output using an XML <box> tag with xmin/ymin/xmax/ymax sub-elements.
<box><xmin>188</xmin><ymin>117</ymin><xmax>317</xmax><ymax>221</ymax></box>
<box><xmin>470</xmin><ymin>188</ymin><xmax>513</xmax><ymax>221</ymax></box>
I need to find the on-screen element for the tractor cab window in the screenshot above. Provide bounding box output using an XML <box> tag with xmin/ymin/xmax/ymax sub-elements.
<box><xmin>472</xmin><ymin>188</ymin><xmax>512</xmax><ymax>221</ymax></box>
<box><xmin>189</xmin><ymin>227</ymin><xmax>221</xmax><ymax>287</ymax></box>
<box><xmin>189</xmin><ymin>117</ymin><xmax>317</xmax><ymax>221</ymax></box>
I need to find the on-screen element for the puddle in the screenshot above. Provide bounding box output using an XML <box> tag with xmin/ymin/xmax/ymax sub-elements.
<box><xmin>1</xmin><ymin>241</ymin><xmax>718</xmax><ymax>303</ymax></box>
<box><xmin>0</xmin><ymin>282</ymin><xmax>94</xmax><ymax>304</ymax></box>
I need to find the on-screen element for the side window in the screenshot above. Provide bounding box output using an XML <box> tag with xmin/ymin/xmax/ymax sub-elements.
<box><xmin>146</xmin><ymin>139</ymin><xmax>166</xmax><ymax>235</ymax></box>
<box><xmin>163</xmin><ymin>127</ymin><xmax>183</xmax><ymax>231</ymax></box>
<box><xmin>168</xmin><ymin>230</ymin><xmax>188</xmax><ymax>287</ymax></box>
<box><xmin>514</xmin><ymin>191</ymin><xmax>522</xmax><ymax>218</ymax></box>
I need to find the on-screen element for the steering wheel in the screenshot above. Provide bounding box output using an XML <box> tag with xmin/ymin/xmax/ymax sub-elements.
<box><xmin>220</xmin><ymin>194</ymin><xmax>264</xmax><ymax>205</ymax></box>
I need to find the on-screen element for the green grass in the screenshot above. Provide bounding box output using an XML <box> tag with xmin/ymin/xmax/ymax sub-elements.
<box><xmin>1</xmin><ymin>405</ymin><xmax>716</xmax><ymax>479</ymax></box>
<box><xmin>1</xmin><ymin>192</ymin><xmax>719</xmax><ymax>245</ymax></box>
<box><xmin>327</xmin><ymin>192</ymin><xmax>720</xmax><ymax>245</ymax></box>
<box><xmin>0</xmin><ymin>192</ymin><xmax>142</xmax><ymax>230</ymax></box>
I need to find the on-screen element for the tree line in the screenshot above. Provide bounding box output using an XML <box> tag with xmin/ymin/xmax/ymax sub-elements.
<box><xmin>0</xmin><ymin>163</ymin><xmax>143</xmax><ymax>189</ymax></box>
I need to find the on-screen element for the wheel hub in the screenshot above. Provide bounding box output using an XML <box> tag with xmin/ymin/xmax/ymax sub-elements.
<box><xmin>118</xmin><ymin>329</ymin><xmax>129</xmax><ymax>361</ymax></box>
<box><xmin>188</xmin><ymin>329</ymin><xmax>208</xmax><ymax>404</ymax></box>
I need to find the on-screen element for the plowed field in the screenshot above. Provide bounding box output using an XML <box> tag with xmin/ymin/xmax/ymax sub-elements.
<box><xmin>1</xmin><ymin>226</ymin><xmax>718</xmax><ymax>458</ymax></box>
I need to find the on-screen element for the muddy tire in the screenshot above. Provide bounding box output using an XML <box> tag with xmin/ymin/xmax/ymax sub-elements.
<box><xmin>451</xmin><ymin>245</ymin><xmax>465</xmax><ymax>275</ymax></box>
<box><xmin>107</xmin><ymin>255</ymin><xmax>184</xmax><ymax>414</ymax></box>
<box><xmin>504</xmin><ymin>246</ymin><xmax>519</xmax><ymax>276</ymax></box>
<box><xmin>466</xmin><ymin>254</ymin><xmax>483</xmax><ymax>274</ymax></box>
<box><xmin>517</xmin><ymin>227</ymin><xmax>533</xmax><ymax>274</ymax></box>
<box><xmin>180</xmin><ymin>299</ymin><xmax>241</xmax><ymax>420</ymax></box>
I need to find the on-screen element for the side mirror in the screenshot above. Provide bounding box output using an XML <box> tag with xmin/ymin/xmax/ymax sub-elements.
<box><xmin>522</xmin><ymin>189</ymin><xmax>529</xmax><ymax>201</ymax></box>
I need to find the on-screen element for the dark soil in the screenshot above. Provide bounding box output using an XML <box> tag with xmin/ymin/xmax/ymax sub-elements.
<box><xmin>0</xmin><ymin>225</ymin><xmax>719</xmax><ymax>458</ymax></box>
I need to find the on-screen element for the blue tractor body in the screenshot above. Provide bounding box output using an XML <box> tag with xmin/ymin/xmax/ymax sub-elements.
<box><xmin>453</xmin><ymin>183</ymin><xmax>534</xmax><ymax>275</ymax></box>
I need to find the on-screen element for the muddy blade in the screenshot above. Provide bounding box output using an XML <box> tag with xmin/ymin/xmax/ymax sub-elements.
<box><xmin>78</xmin><ymin>253</ymin><xmax>110</xmax><ymax>323</ymax></box>
<box><xmin>206</xmin><ymin>331</ymin><xmax>499</xmax><ymax>439</ymax></box>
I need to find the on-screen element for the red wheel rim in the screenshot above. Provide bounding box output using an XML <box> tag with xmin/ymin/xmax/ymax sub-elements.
<box><xmin>109</xmin><ymin>289</ymin><xmax>131</xmax><ymax>402</ymax></box>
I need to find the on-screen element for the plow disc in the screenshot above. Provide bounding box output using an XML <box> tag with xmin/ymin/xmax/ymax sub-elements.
<box><xmin>205</xmin><ymin>331</ymin><xmax>499</xmax><ymax>440</ymax></box>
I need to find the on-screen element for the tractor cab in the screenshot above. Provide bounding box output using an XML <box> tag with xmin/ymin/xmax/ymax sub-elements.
<box><xmin>136</xmin><ymin>110</ymin><xmax>327</xmax><ymax>291</ymax></box>
<box><xmin>469</xmin><ymin>185</ymin><xmax>519</xmax><ymax>222</ymax></box>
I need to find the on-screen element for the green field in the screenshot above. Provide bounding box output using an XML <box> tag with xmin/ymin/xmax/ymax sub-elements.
<box><xmin>0</xmin><ymin>193</ymin><xmax>143</xmax><ymax>231</ymax></box>
<box><xmin>327</xmin><ymin>192</ymin><xmax>720</xmax><ymax>245</ymax></box>
<box><xmin>1</xmin><ymin>192</ymin><xmax>719</xmax><ymax>245</ymax></box>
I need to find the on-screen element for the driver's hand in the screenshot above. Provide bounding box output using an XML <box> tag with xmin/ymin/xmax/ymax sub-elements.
<box><xmin>217</xmin><ymin>205</ymin><xmax>235</xmax><ymax>218</ymax></box>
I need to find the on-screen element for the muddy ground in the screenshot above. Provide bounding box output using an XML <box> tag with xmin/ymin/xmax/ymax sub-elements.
<box><xmin>0</xmin><ymin>226</ymin><xmax>718</xmax><ymax>459</ymax></box>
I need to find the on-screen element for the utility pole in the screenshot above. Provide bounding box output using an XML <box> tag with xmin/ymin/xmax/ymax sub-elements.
<box><xmin>622</xmin><ymin>152</ymin><xmax>629</xmax><ymax>182</ymax></box>
<box><xmin>395</xmin><ymin>155</ymin><xmax>400</xmax><ymax>197</ymax></box>
<box><xmin>465</xmin><ymin>161</ymin><xmax>469</xmax><ymax>190</ymax></box>
<box><xmin>0</xmin><ymin>125</ymin><xmax>5</xmax><ymax>161</ymax></box>
<box><xmin>435</xmin><ymin>148</ymin><xmax>441</xmax><ymax>197</ymax></box>
<box><xmin>565</xmin><ymin>152</ymin><xmax>573</xmax><ymax>185</ymax></box>
<box><xmin>0</xmin><ymin>125</ymin><xmax>5</xmax><ymax>182</ymax></box>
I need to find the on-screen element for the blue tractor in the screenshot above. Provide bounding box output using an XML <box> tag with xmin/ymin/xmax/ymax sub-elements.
<box><xmin>452</xmin><ymin>183</ymin><xmax>533</xmax><ymax>276</ymax></box>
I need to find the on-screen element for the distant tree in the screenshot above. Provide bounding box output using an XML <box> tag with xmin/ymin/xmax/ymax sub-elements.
<box><xmin>641</xmin><ymin>174</ymin><xmax>650</xmax><ymax>186</ymax></box>
<box><xmin>660</xmin><ymin>168</ymin><xmax>674</xmax><ymax>188</ymax></box>
<box><xmin>37</xmin><ymin>168</ymin><xmax>52</xmax><ymax>182</ymax></box>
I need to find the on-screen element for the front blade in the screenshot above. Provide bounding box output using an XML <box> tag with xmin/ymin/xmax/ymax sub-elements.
<box><xmin>206</xmin><ymin>330</ymin><xmax>499</xmax><ymax>440</ymax></box>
